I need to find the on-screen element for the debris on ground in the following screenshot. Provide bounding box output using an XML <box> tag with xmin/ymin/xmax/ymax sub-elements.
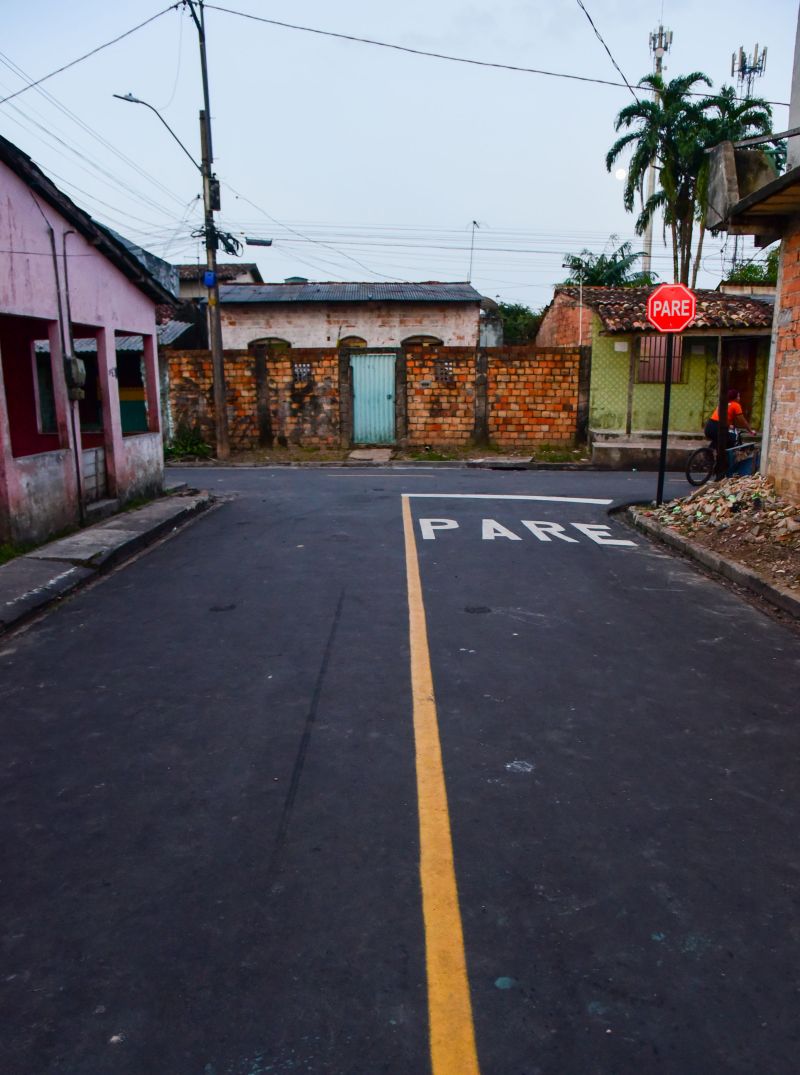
<box><xmin>640</xmin><ymin>475</ymin><xmax>800</xmax><ymax>591</ymax></box>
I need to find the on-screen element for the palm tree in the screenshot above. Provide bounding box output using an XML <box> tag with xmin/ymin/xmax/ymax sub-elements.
<box><xmin>692</xmin><ymin>85</ymin><xmax>776</xmax><ymax>286</ymax></box>
<box><xmin>607</xmin><ymin>72</ymin><xmax>711</xmax><ymax>285</ymax></box>
<box><xmin>607</xmin><ymin>75</ymin><xmax>777</xmax><ymax>287</ymax></box>
<box><xmin>561</xmin><ymin>236</ymin><xmax>655</xmax><ymax>286</ymax></box>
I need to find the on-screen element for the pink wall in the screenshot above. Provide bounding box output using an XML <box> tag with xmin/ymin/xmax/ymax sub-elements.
<box><xmin>0</xmin><ymin>158</ymin><xmax>163</xmax><ymax>543</ymax></box>
<box><xmin>219</xmin><ymin>302</ymin><xmax>481</xmax><ymax>350</ymax></box>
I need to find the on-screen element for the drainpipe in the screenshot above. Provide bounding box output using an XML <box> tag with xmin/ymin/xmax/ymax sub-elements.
<box><xmin>62</xmin><ymin>230</ymin><xmax>85</xmax><ymax>524</ymax></box>
<box><xmin>48</xmin><ymin>227</ymin><xmax>85</xmax><ymax>525</ymax></box>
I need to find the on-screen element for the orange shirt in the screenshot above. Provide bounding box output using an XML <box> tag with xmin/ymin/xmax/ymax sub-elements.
<box><xmin>710</xmin><ymin>400</ymin><xmax>743</xmax><ymax>423</ymax></box>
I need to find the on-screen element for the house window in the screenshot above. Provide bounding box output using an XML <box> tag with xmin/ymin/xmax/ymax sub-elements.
<box><xmin>292</xmin><ymin>362</ymin><xmax>312</xmax><ymax>383</ymax></box>
<box><xmin>402</xmin><ymin>335</ymin><xmax>443</xmax><ymax>348</ymax></box>
<box><xmin>0</xmin><ymin>315</ymin><xmax>60</xmax><ymax>457</ymax></box>
<box><xmin>637</xmin><ymin>335</ymin><xmax>684</xmax><ymax>383</ymax></box>
<box><xmin>115</xmin><ymin>334</ymin><xmax>149</xmax><ymax>435</ymax></box>
<box><xmin>33</xmin><ymin>348</ymin><xmax>57</xmax><ymax>434</ymax></box>
<box><xmin>250</xmin><ymin>337</ymin><xmax>291</xmax><ymax>354</ymax></box>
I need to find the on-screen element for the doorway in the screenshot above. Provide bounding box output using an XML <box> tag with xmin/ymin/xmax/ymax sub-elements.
<box><xmin>350</xmin><ymin>352</ymin><xmax>396</xmax><ymax>444</ymax></box>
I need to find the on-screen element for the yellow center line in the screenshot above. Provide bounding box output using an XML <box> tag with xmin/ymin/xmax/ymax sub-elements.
<box><xmin>401</xmin><ymin>494</ymin><xmax>481</xmax><ymax>1075</ymax></box>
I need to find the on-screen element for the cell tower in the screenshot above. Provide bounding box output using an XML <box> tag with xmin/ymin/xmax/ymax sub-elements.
<box><xmin>642</xmin><ymin>25</ymin><xmax>673</xmax><ymax>278</ymax></box>
<box><xmin>732</xmin><ymin>44</ymin><xmax>767</xmax><ymax>96</ymax></box>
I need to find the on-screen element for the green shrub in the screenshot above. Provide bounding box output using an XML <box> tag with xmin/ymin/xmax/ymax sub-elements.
<box><xmin>166</xmin><ymin>422</ymin><xmax>213</xmax><ymax>459</ymax></box>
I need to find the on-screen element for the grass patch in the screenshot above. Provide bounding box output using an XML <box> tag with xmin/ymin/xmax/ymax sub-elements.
<box><xmin>533</xmin><ymin>444</ymin><xmax>588</xmax><ymax>464</ymax></box>
<box><xmin>0</xmin><ymin>541</ymin><xmax>34</xmax><ymax>566</ymax></box>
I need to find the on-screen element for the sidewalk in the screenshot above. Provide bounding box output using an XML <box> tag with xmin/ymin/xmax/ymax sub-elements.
<box><xmin>0</xmin><ymin>489</ymin><xmax>211</xmax><ymax>636</ymax></box>
<box><xmin>627</xmin><ymin>503</ymin><xmax>795</xmax><ymax>623</ymax></box>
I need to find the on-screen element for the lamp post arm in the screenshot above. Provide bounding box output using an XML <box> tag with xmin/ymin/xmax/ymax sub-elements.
<box><xmin>112</xmin><ymin>93</ymin><xmax>201</xmax><ymax>172</ymax></box>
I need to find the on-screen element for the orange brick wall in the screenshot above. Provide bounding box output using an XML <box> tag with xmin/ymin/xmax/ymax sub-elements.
<box><xmin>166</xmin><ymin>348</ymin><xmax>340</xmax><ymax>450</ymax></box>
<box><xmin>536</xmin><ymin>293</ymin><xmax>595</xmax><ymax>348</ymax></box>
<box><xmin>166</xmin><ymin>345</ymin><xmax>582</xmax><ymax>451</ymax></box>
<box><xmin>768</xmin><ymin>234</ymin><xmax>800</xmax><ymax>501</ymax></box>
<box><xmin>488</xmin><ymin>346</ymin><xmax>580</xmax><ymax>446</ymax></box>
<box><xmin>405</xmin><ymin>347</ymin><xmax>475</xmax><ymax>445</ymax></box>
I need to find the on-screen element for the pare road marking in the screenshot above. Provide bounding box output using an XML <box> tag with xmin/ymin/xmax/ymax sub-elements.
<box><xmin>419</xmin><ymin>518</ymin><xmax>636</xmax><ymax>546</ymax></box>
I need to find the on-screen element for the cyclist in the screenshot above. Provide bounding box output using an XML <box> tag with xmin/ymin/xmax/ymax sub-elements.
<box><xmin>704</xmin><ymin>388</ymin><xmax>755</xmax><ymax>447</ymax></box>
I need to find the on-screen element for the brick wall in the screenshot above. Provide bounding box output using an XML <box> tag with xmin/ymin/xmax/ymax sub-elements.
<box><xmin>405</xmin><ymin>347</ymin><xmax>475</xmax><ymax>445</ymax></box>
<box><xmin>488</xmin><ymin>346</ymin><xmax>580</xmax><ymax>445</ymax></box>
<box><xmin>166</xmin><ymin>348</ymin><xmax>340</xmax><ymax>451</ymax></box>
<box><xmin>536</xmin><ymin>293</ymin><xmax>595</xmax><ymax>348</ymax></box>
<box><xmin>166</xmin><ymin>344</ymin><xmax>583</xmax><ymax>452</ymax></box>
<box><xmin>768</xmin><ymin>233</ymin><xmax>800</xmax><ymax>500</ymax></box>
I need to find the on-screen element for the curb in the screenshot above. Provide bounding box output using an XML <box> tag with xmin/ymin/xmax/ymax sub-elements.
<box><xmin>628</xmin><ymin>508</ymin><xmax>800</xmax><ymax>620</ymax></box>
<box><xmin>0</xmin><ymin>492</ymin><xmax>213</xmax><ymax>637</ymax></box>
<box><xmin>167</xmin><ymin>459</ymin><xmax>619</xmax><ymax>472</ymax></box>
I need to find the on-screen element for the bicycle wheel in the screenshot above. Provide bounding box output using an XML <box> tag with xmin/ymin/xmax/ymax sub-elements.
<box><xmin>685</xmin><ymin>446</ymin><xmax>715</xmax><ymax>486</ymax></box>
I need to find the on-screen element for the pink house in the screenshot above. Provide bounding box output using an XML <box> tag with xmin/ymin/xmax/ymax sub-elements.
<box><xmin>0</xmin><ymin>135</ymin><xmax>175</xmax><ymax>544</ymax></box>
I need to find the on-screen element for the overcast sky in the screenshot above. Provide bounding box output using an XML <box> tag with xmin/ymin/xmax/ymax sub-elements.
<box><xmin>2</xmin><ymin>0</ymin><xmax>798</xmax><ymax>306</ymax></box>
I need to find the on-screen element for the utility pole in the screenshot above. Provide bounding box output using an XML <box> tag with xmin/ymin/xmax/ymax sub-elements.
<box><xmin>642</xmin><ymin>25</ymin><xmax>673</xmax><ymax>279</ymax></box>
<box><xmin>729</xmin><ymin>43</ymin><xmax>768</xmax><ymax>269</ymax></box>
<box><xmin>186</xmin><ymin>0</ymin><xmax>229</xmax><ymax>459</ymax></box>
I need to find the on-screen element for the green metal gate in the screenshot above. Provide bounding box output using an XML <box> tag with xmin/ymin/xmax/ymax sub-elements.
<box><xmin>350</xmin><ymin>353</ymin><xmax>396</xmax><ymax>444</ymax></box>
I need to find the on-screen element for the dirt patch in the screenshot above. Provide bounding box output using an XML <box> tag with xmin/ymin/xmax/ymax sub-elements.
<box><xmin>641</xmin><ymin>475</ymin><xmax>800</xmax><ymax>592</ymax></box>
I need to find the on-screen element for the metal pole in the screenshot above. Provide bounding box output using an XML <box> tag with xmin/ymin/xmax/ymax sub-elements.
<box><xmin>189</xmin><ymin>0</ymin><xmax>229</xmax><ymax>459</ymax></box>
<box><xmin>716</xmin><ymin>339</ymin><xmax>729</xmax><ymax>480</ymax></box>
<box><xmin>643</xmin><ymin>28</ymin><xmax>670</xmax><ymax>278</ymax></box>
<box><xmin>655</xmin><ymin>332</ymin><xmax>674</xmax><ymax>505</ymax></box>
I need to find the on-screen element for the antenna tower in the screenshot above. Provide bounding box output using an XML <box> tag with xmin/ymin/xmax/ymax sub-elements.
<box><xmin>731</xmin><ymin>44</ymin><xmax>768</xmax><ymax>96</ymax></box>
<box><xmin>642</xmin><ymin>24</ymin><xmax>673</xmax><ymax>278</ymax></box>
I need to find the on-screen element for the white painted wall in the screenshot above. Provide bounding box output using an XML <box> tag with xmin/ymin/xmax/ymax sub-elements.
<box><xmin>219</xmin><ymin>302</ymin><xmax>480</xmax><ymax>350</ymax></box>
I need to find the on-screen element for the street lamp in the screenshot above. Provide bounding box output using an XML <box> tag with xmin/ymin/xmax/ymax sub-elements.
<box><xmin>115</xmin><ymin>89</ymin><xmax>229</xmax><ymax>458</ymax></box>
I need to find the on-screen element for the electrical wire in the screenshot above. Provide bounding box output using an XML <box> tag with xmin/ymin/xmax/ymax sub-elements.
<box><xmin>0</xmin><ymin>49</ymin><xmax>187</xmax><ymax>208</ymax></box>
<box><xmin>0</xmin><ymin>4</ymin><xmax>181</xmax><ymax>107</ymax></box>
<box><xmin>204</xmin><ymin>4</ymin><xmax>789</xmax><ymax>107</ymax></box>
<box><xmin>575</xmin><ymin>0</ymin><xmax>639</xmax><ymax>102</ymax></box>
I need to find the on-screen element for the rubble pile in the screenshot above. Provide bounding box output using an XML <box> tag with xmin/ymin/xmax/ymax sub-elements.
<box><xmin>644</xmin><ymin>475</ymin><xmax>800</xmax><ymax>591</ymax></box>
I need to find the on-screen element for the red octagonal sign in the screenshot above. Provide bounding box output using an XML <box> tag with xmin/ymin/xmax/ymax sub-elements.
<box><xmin>646</xmin><ymin>283</ymin><xmax>696</xmax><ymax>333</ymax></box>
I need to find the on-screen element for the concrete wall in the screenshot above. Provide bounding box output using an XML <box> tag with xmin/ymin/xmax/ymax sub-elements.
<box><xmin>766</xmin><ymin>231</ymin><xmax>800</xmax><ymax>500</ymax></box>
<box><xmin>0</xmin><ymin>157</ymin><xmax>163</xmax><ymax>543</ymax></box>
<box><xmin>219</xmin><ymin>302</ymin><xmax>480</xmax><ymax>350</ymax></box>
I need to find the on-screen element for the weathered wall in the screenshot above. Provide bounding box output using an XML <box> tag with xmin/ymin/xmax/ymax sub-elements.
<box><xmin>219</xmin><ymin>302</ymin><xmax>480</xmax><ymax>350</ymax></box>
<box><xmin>767</xmin><ymin>232</ymin><xmax>800</xmax><ymax>500</ymax></box>
<box><xmin>167</xmin><ymin>344</ymin><xmax>583</xmax><ymax>451</ymax></box>
<box><xmin>488</xmin><ymin>347</ymin><xmax>580</xmax><ymax>445</ymax></box>
<box><xmin>0</xmin><ymin>156</ymin><xmax>164</xmax><ymax>543</ymax></box>
<box><xmin>168</xmin><ymin>349</ymin><xmax>340</xmax><ymax>450</ymax></box>
<box><xmin>589</xmin><ymin>320</ymin><xmax>769</xmax><ymax>434</ymax></box>
<box><xmin>536</xmin><ymin>293</ymin><xmax>595</xmax><ymax>348</ymax></box>
<box><xmin>405</xmin><ymin>348</ymin><xmax>476</xmax><ymax>445</ymax></box>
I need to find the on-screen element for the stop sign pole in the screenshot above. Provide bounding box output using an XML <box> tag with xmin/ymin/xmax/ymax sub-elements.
<box><xmin>646</xmin><ymin>284</ymin><xmax>697</xmax><ymax>505</ymax></box>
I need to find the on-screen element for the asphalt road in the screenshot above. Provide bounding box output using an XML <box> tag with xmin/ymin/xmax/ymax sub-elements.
<box><xmin>1</xmin><ymin>467</ymin><xmax>798</xmax><ymax>1075</ymax></box>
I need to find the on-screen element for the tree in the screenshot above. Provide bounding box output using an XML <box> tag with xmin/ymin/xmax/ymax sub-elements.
<box><xmin>607</xmin><ymin>75</ymin><xmax>777</xmax><ymax>287</ymax></box>
<box><xmin>497</xmin><ymin>302</ymin><xmax>543</xmax><ymax>343</ymax></box>
<box><xmin>561</xmin><ymin>236</ymin><xmax>656</xmax><ymax>286</ymax></box>
<box><xmin>724</xmin><ymin>245</ymin><xmax>780</xmax><ymax>286</ymax></box>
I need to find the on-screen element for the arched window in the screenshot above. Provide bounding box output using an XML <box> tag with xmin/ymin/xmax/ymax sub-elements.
<box><xmin>249</xmin><ymin>336</ymin><xmax>291</xmax><ymax>353</ymax></box>
<box><xmin>338</xmin><ymin>335</ymin><xmax>367</xmax><ymax>349</ymax></box>
<box><xmin>402</xmin><ymin>335</ymin><xmax>443</xmax><ymax>348</ymax></box>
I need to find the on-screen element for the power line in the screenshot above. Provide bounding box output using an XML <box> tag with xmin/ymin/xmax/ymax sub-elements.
<box><xmin>575</xmin><ymin>0</ymin><xmax>639</xmax><ymax>102</ymax></box>
<box><xmin>0</xmin><ymin>48</ymin><xmax>187</xmax><ymax>208</ymax></box>
<box><xmin>204</xmin><ymin>3</ymin><xmax>789</xmax><ymax>107</ymax></box>
<box><xmin>0</xmin><ymin>4</ymin><xmax>181</xmax><ymax>107</ymax></box>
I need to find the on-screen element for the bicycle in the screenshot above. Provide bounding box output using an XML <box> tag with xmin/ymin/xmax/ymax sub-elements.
<box><xmin>685</xmin><ymin>430</ymin><xmax>760</xmax><ymax>487</ymax></box>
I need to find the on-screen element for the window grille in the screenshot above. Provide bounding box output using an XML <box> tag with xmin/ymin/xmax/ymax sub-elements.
<box><xmin>434</xmin><ymin>359</ymin><xmax>455</xmax><ymax>384</ymax></box>
<box><xmin>292</xmin><ymin>362</ymin><xmax>312</xmax><ymax>383</ymax></box>
<box><xmin>637</xmin><ymin>335</ymin><xmax>684</xmax><ymax>383</ymax></box>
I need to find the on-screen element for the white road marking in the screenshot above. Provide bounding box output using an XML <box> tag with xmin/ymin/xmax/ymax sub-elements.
<box><xmin>405</xmin><ymin>493</ymin><xmax>612</xmax><ymax>504</ymax></box>
<box><xmin>419</xmin><ymin>518</ymin><xmax>460</xmax><ymax>540</ymax></box>
<box><xmin>521</xmin><ymin>521</ymin><xmax>579</xmax><ymax>543</ymax></box>
<box><xmin>482</xmin><ymin>520</ymin><xmax>522</xmax><ymax>541</ymax></box>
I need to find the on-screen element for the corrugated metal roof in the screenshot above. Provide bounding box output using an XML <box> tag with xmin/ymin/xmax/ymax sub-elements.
<box><xmin>556</xmin><ymin>286</ymin><xmax>774</xmax><ymax>332</ymax></box>
<box><xmin>34</xmin><ymin>322</ymin><xmax>191</xmax><ymax>353</ymax></box>
<box><xmin>218</xmin><ymin>281</ymin><xmax>483</xmax><ymax>304</ymax></box>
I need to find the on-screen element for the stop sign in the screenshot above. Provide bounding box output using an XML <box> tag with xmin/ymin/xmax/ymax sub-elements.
<box><xmin>646</xmin><ymin>283</ymin><xmax>696</xmax><ymax>333</ymax></box>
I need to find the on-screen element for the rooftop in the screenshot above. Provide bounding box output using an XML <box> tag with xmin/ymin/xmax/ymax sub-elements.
<box><xmin>217</xmin><ymin>281</ymin><xmax>483</xmax><ymax>305</ymax></box>
<box><xmin>175</xmin><ymin>262</ymin><xmax>263</xmax><ymax>283</ymax></box>
<box><xmin>556</xmin><ymin>286</ymin><xmax>774</xmax><ymax>333</ymax></box>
